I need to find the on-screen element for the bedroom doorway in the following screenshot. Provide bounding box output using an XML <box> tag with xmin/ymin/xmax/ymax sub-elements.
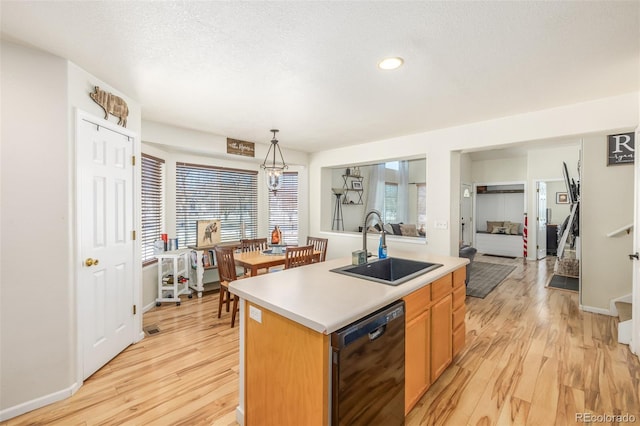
<box><xmin>536</xmin><ymin>181</ymin><xmax>547</xmax><ymax>259</ymax></box>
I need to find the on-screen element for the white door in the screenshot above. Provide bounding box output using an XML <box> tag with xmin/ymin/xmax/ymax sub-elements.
<box><xmin>78</xmin><ymin>116</ymin><xmax>135</xmax><ymax>379</ymax></box>
<box><xmin>536</xmin><ymin>182</ymin><xmax>547</xmax><ymax>259</ymax></box>
<box><xmin>460</xmin><ymin>184</ymin><xmax>473</xmax><ymax>246</ymax></box>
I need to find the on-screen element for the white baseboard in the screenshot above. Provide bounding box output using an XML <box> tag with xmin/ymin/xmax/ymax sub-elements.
<box><xmin>0</xmin><ymin>382</ymin><xmax>79</xmax><ymax>421</ymax></box>
<box><xmin>236</xmin><ymin>406</ymin><xmax>245</xmax><ymax>425</ymax></box>
<box><xmin>143</xmin><ymin>300</ymin><xmax>157</xmax><ymax>313</ymax></box>
<box><xmin>580</xmin><ymin>304</ymin><xmax>614</xmax><ymax>316</ymax></box>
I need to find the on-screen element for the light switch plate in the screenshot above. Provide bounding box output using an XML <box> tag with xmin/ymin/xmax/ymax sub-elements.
<box><xmin>434</xmin><ymin>220</ymin><xmax>449</xmax><ymax>230</ymax></box>
<box><xmin>249</xmin><ymin>305</ymin><xmax>262</xmax><ymax>323</ymax></box>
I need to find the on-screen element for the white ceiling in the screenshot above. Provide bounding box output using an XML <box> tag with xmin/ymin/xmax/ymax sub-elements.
<box><xmin>1</xmin><ymin>1</ymin><xmax>638</xmax><ymax>153</ymax></box>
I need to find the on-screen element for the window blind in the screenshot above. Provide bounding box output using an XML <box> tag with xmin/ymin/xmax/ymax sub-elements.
<box><xmin>176</xmin><ymin>163</ymin><xmax>258</xmax><ymax>247</ymax></box>
<box><xmin>417</xmin><ymin>183</ymin><xmax>427</xmax><ymax>227</ymax></box>
<box><xmin>268</xmin><ymin>172</ymin><xmax>299</xmax><ymax>245</ymax></box>
<box><xmin>384</xmin><ymin>182</ymin><xmax>398</xmax><ymax>223</ymax></box>
<box><xmin>141</xmin><ymin>154</ymin><xmax>165</xmax><ymax>265</ymax></box>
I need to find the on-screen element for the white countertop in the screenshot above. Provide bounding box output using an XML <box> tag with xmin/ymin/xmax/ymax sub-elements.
<box><xmin>229</xmin><ymin>250</ymin><xmax>469</xmax><ymax>334</ymax></box>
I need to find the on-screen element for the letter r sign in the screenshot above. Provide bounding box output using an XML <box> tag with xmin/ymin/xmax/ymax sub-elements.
<box><xmin>607</xmin><ymin>132</ymin><xmax>635</xmax><ymax>166</ymax></box>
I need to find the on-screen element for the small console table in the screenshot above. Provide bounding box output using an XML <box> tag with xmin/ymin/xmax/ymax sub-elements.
<box><xmin>155</xmin><ymin>249</ymin><xmax>192</xmax><ymax>306</ymax></box>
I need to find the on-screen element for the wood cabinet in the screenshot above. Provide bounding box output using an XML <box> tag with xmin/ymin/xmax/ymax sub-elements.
<box><xmin>452</xmin><ymin>267</ymin><xmax>466</xmax><ymax>357</ymax></box>
<box><xmin>403</xmin><ymin>267</ymin><xmax>465</xmax><ymax>414</ymax></box>
<box><xmin>431</xmin><ymin>294</ymin><xmax>452</xmax><ymax>381</ymax></box>
<box><xmin>403</xmin><ymin>286</ymin><xmax>431</xmax><ymax>414</ymax></box>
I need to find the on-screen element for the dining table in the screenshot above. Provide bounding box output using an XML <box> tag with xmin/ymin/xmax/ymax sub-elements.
<box><xmin>234</xmin><ymin>249</ymin><xmax>320</xmax><ymax>277</ymax></box>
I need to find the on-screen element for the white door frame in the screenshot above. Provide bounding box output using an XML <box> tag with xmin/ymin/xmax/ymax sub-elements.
<box><xmin>535</xmin><ymin>181</ymin><xmax>547</xmax><ymax>259</ymax></box>
<box><xmin>74</xmin><ymin>109</ymin><xmax>142</xmax><ymax>388</ymax></box>
<box><xmin>632</xmin><ymin>125</ymin><xmax>639</xmax><ymax>357</ymax></box>
<box><xmin>460</xmin><ymin>183</ymin><xmax>473</xmax><ymax>246</ymax></box>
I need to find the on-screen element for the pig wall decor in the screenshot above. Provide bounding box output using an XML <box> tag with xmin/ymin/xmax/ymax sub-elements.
<box><xmin>89</xmin><ymin>86</ymin><xmax>129</xmax><ymax>127</ymax></box>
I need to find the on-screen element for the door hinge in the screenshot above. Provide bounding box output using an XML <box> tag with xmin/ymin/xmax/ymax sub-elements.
<box><xmin>133</xmin><ymin>305</ymin><xmax>137</xmax><ymax>315</ymax></box>
<box><xmin>132</xmin><ymin>230</ymin><xmax>136</xmax><ymax>240</ymax></box>
<box><xmin>132</xmin><ymin>155</ymin><xmax>136</xmax><ymax>166</ymax></box>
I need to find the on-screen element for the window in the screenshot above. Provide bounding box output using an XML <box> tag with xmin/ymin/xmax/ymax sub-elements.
<box><xmin>176</xmin><ymin>163</ymin><xmax>258</xmax><ymax>247</ymax></box>
<box><xmin>269</xmin><ymin>172</ymin><xmax>299</xmax><ymax>245</ymax></box>
<box><xmin>141</xmin><ymin>154</ymin><xmax>165</xmax><ymax>265</ymax></box>
<box><xmin>417</xmin><ymin>183</ymin><xmax>426</xmax><ymax>227</ymax></box>
<box><xmin>384</xmin><ymin>182</ymin><xmax>398</xmax><ymax>223</ymax></box>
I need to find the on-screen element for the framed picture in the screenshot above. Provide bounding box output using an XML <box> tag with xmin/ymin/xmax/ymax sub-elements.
<box><xmin>196</xmin><ymin>219</ymin><xmax>221</xmax><ymax>247</ymax></box>
<box><xmin>351</xmin><ymin>180</ymin><xmax>363</xmax><ymax>190</ymax></box>
<box><xmin>556</xmin><ymin>192</ymin><xmax>569</xmax><ymax>204</ymax></box>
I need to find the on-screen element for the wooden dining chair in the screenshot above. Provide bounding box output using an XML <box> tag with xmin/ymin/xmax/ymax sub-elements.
<box><xmin>241</xmin><ymin>238</ymin><xmax>268</xmax><ymax>253</ymax></box>
<box><xmin>213</xmin><ymin>245</ymin><xmax>241</xmax><ymax>328</ymax></box>
<box><xmin>284</xmin><ymin>244</ymin><xmax>315</xmax><ymax>269</ymax></box>
<box><xmin>306</xmin><ymin>236</ymin><xmax>328</xmax><ymax>262</ymax></box>
<box><xmin>240</xmin><ymin>238</ymin><xmax>269</xmax><ymax>274</ymax></box>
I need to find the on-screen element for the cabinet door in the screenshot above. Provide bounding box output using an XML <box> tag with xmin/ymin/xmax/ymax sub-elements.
<box><xmin>405</xmin><ymin>309</ymin><xmax>430</xmax><ymax>415</ymax></box>
<box><xmin>431</xmin><ymin>294</ymin><xmax>452</xmax><ymax>382</ymax></box>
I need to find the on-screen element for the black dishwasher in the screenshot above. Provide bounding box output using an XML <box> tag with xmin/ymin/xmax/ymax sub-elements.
<box><xmin>331</xmin><ymin>300</ymin><xmax>405</xmax><ymax>425</ymax></box>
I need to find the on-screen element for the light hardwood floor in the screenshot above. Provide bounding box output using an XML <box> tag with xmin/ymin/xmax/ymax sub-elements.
<box><xmin>4</xmin><ymin>256</ymin><xmax>639</xmax><ymax>425</ymax></box>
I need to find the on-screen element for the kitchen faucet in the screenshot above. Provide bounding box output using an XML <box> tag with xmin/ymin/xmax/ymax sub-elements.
<box><xmin>362</xmin><ymin>210</ymin><xmax>386</xmax><ymax>262</ymax></box>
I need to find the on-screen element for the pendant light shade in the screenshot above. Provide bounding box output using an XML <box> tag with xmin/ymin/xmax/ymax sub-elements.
<box><xmin>261</xmin><ymin>129</ymin><xmax>288</xmax><ymax>192</ymax></box>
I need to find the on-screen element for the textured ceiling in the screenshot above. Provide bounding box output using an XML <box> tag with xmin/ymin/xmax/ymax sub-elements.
<box><xmin>1</xmin><ymin>1</ymin><xmax>638</xmax><ymax>153</ymax></box>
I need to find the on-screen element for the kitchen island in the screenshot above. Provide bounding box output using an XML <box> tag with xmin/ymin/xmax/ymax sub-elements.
<box><xmin>229</xmin><ymin>250</ymin><xmax>469</xmax><ymax>425</ymax></box>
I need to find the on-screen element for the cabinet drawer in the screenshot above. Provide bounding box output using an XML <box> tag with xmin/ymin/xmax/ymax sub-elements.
<box><xmin>453</xmin><ymin>305</ymin><xmax>465</xmax><ymax>330</ymax></box>
<box><xmin>453</xmin><ymin>323</ymin><xmax>465</xmax><ymax>356</ymax></box>
<box><xmin>431</xmin><ymin>274</ymin><xmax>452</xmax><ymax>301</ymax></box>
<box><xmin>453</xmin><ymin>267</ymin><xmax>466</xmax><ymax>288</ymax></box>
<box><xmin>403</xmin><ymin>285</ymin><xmax>431</xmax><ymax>322</ymax></box>
<box><xmin>453</xmin><ymin>285</ymin><xmax>466</xmax><ymax>310</ymax></box>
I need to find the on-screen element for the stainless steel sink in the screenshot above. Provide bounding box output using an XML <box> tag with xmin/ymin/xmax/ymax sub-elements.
<box><xmin>330</xmin><ymin>257</ymin><xmax>443</xmax><ymax>286</ymax></box>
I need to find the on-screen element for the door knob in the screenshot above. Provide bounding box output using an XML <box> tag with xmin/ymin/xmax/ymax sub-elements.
<box><xmin>85</xmin><ymin>258</ymin><xmax>99</xmax><ymax>267</ymax></box>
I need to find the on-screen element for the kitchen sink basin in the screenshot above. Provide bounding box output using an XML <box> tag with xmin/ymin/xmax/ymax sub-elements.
<box><xmin>330</xmin><ymin>257</ymin><xmax>443</xmax><ymax>286</ymax></box>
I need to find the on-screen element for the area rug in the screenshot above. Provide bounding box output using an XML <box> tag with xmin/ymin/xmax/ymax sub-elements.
<box><xmin>466</xmin><ymin>262</ymin><xmax>516</xmax><ymax>298</ymax></box>
<box><xmin>546</xmin><ymin>274</ymin><xmax>579</xmax><ymax>292</ymax></box>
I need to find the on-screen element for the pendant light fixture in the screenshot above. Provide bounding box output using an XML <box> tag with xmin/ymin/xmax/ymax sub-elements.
<box><xmin>261</xmin><ymin>129</ymin><xmax>288</xmax><ymax>193</ymax></box>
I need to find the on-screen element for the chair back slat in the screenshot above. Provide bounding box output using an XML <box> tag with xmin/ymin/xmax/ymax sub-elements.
<box><xmin>284</xmin><ymin>245</ymin><xmax>315</xmax><ymax>269</ymax></box>
<box><xmin>241</xmin><ymin>238</ymin><xmax>268</xmax><ymax>253</ymax></box>
<box><xmin>306</xmin><ymin>236</ymin><xmax>328</xmax><ymax>262</ymax></box>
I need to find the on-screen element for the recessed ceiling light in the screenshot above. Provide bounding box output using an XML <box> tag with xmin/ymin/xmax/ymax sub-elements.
<box><xmin>378</xmin><ymin>57</ymin><xmax>404</xmax><ymax>70</ymax></box>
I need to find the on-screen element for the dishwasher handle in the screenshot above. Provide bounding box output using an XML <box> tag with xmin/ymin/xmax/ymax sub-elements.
<box><xmin>368</xmin><ymin>324</ymin><xmax>386</xmax><ymax>341</ymax></box>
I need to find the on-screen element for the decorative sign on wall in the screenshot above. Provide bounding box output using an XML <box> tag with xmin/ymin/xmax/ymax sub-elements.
<box><xmin>607</xmin><ymin>132</ymin><xmax>635</xmax><ymax>166</ymax></box>
<box><xmin>227</xmin><ymin>138</ymin><xmax>255</xmax><ymax>157</ymax></box>
<box><xmin>89</xmin><ymin>86</ymin><xmax>129</xmax><ymax>127</ymax></box>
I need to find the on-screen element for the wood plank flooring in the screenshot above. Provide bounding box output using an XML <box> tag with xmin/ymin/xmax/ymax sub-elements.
<box><xmin>4</xmin><ymin>256</ymin><xmax>640</xmax><ymax>425</ymax></box>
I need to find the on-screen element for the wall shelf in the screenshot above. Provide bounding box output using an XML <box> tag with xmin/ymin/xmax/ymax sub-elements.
<box><xmin>341</xmin><ymin>174</ymin><xmax>364</xmax><ymax>205</ymax></box>
<box><xmin>477</xmin><ymin>189</ymin><xmax>524</xmax><ymax>194</ymax></box>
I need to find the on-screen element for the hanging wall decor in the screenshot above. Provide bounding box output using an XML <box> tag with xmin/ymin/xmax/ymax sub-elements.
<box><xmin>89</xmin><ymin>86</ymin><xmax>129</xmax><ymax>127</ymax></box>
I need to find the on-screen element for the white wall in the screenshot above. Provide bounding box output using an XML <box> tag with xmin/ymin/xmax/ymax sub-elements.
<box><xmin>309</xmin><ymin>93</ymin><xmax>638</xmax><ymax>262</ymax></box>
<box><xmin>581</xmin><ymin>135</ymin><xmax>634</xmax><ymax>311</ymax></box>
<box><xmin>1</xmin><ymin>40</ymin><xmax>71</xmax><ymax>412</ymax></box>
<box><xmin>472</xmin><ymin>156</ymin><xmax>527</xmax><ymax>183</ymax></box>
<box><xmin>0</xmin><ymin>40</ymin><xmax>142</xmax><ymax>418</ymax></box>
<box><xmin>545</xmin><ymin>180</ymin><xmax>572</xmax><ymax>225</ymax></box>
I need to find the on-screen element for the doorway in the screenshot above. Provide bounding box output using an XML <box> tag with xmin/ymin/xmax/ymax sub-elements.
<box><xmin>460</xmin><ymin>183</ymin><xmax>473</xmax><ymax>246</ymax></box>
<box><xmin>76</xmin><ymin>110</ymin><xmax>139</xmax><ymax>380</ymax></box>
